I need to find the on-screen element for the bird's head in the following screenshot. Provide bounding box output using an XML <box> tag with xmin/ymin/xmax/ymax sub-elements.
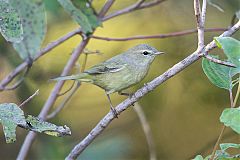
<box><xmin>126</xmin><ymin>44</ymin><xmax>164</xmax><ymax>65</ymax></box>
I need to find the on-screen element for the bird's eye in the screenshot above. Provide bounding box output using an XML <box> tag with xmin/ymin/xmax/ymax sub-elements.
<box><xmin>142</xmin><ymin>51</ymin><xmax>150</xmax><ymax>55</ymax></box>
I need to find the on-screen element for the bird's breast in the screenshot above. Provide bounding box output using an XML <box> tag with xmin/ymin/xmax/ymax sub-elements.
<box><xmin>92</xmin><ymin>65</ymin><xmax>149</xmax><ymax>94</ymax></box>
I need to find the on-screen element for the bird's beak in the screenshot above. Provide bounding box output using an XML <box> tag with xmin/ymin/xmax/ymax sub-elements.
<box><xmin>154</xmin><ymin>51</ymin><xmax>164</xmax><ymax>55</ymax></box>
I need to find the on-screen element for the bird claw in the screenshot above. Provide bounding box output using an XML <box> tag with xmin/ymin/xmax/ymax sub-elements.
<box><xmin>110</xmin><ymin>107</ymin><xmax>119</xmax><ymax>118</ymax></box>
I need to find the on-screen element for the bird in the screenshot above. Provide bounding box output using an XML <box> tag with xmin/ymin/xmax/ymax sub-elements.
<box><xmin>52</xmin><ymin>44</ymin><xmax>164</xmax><ymax>117</ymax></box>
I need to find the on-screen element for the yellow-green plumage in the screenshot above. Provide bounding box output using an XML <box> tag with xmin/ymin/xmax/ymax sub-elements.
<box><xmin>52</xmin><ymin>44</ymin><xmax>163</xmax><ymax>94</ymax></box>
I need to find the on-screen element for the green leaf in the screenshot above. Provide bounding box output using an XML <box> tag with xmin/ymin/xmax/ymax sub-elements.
<box><xmin>57</xmin><ymin>0</ymin><xmax>101</xmax><ymax>34</ymax></box>
<box><xmin>214</xmin><ymin>37</ymin><xmax>240</xmax><ymax>67</ymax></box>
<box><xmin>0</xmin><ymin>0</ymin><xmax>23</xmax><ymax>42</ymax></box>
<box><xmin>202</xmin><ymin>56</ymin><xmax>232</xmax><ymax>90</ymax></box>
<box><xmin>220</xmin><ymin>143</ymin><xmax>240</xmax><ymax>151</ymax></box>
<box><xmin>220</xmin><ymin>107</ymin><xmax>240</xmax><ymax>134</ymax></box>
<box><xmin>26</xmin><ymin>115</ymin><xmax>71</xmax><ymax>137</ymax></box>
<box><xmin>0</xmin><ymin>103</ymin><xmax>71</xmax><ymax>143</ymax></box>
<box><xmin>0</xmin><ymin>103</ymin><xmax>26</xmax><ymax>143</ymax></box>
<box><xmin>192</xmin><ymin>155</ymin><xmax>204</xmax><ymax>160</ymax></box>
<box><xmin>9</xmin><ymin>0</ymin><xmax>46</xmax><ymax>60</ymax></box>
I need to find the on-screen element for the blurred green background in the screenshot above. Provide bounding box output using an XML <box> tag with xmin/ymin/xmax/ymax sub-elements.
<box><xmin>0</xmin><ymin>0</ymin><xmax>239</xmax><ymax>159</ymax></box>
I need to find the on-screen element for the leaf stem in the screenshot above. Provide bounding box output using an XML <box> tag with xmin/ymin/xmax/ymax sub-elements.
<box><xmin>19</xmin><ymin>89</ymin><xmax>39</xmax><ymax>108</ymax></box>
<box><xmin>233</xmin><ymin>76</ymin><xmax>240</xmax><ymax>107</ymax></box>
<box><xmin>209</xmin><ymin>89</ymin><xmax>234</xmax><ymax>160</ymax></box>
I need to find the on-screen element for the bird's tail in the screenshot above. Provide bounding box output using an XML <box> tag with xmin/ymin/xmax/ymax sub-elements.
<box><xmin>50</xmin><ymin>73</ymin><xmax>92</xmax><ymax>82</ymax></box>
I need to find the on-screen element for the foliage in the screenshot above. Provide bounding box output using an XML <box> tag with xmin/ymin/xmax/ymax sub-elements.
<box><xmin>202</xmin><ymin>56</ymin><xmax>232</xmax><ymax>90</ymax></box>
<box><xmin>57</xmin><ymin>0</ymin><xmax>101</xmax><ymax>34</ymax></box>
<box><xmin>220</xmin><ymin>107</ymin><xmax>240</xmax><ymax>134</ymax></box>
<box><xmin>0</xmin><ymin>103</ymin><xmax>71</xmax><ymax>143</ymax></box>
<box><xmin>0</xmin><ymin>0</ymin><xmax>23</xmax><ymax>43</ymax></box>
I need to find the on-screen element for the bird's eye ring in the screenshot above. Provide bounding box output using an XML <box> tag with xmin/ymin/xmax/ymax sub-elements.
<box><xmin>142</xmin><ymin>51</ymin><xmax>150</xmax><ymax>55</ymax></box>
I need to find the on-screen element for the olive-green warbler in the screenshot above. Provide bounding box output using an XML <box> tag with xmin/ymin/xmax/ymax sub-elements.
<box><xmin>52</xmin><ymin>44</ymin><xmax>164</xmax><ymax>117</ymax></box>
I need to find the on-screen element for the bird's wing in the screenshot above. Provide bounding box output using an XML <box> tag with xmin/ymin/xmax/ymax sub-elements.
<box><xmin>84</xmin><ymin>62</ymin><xmax>127</xmax><ymax>75</ymax></box>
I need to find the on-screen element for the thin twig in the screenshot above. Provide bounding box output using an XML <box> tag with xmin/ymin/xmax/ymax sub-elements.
<box><xmin>47</xmin><ymin>82</ymin><xmax>80</xmax><ymax>120</ymax></box>
<box><xmin>233</xmin><ymin>76</ymin><xmax>240</xmax><ymax>107</ymax></box>
<box><xmin>2</xmin><ymin>64</ymin><xmax>31</xmax><ymax>90</ymax></box>
<box><xmin>57</xmin><ymin>81</ymin><xmax>76</xmax><ymax>96</ymax></box>
<box><xmin>188</xmin><ymin>130</ymin><xmax>235</xmax><ymax>159</ymax></box>
<box><xmin>17</xmin><ymin>40</ymin><xmax>90</xmax><ymax>160</ymax></box>
<box><xmin>0</xmin><ymin>28</ymin><xmax>82</xmax><ymax>91</ymax></box>
<box><xmin>17</xmin><ymin>1</ymin><xmax>115</xmax><ymax>159</ymax></box>
<box><xmin>19</xmin><ymin>89</ymin><xmax>39</xmax><ymax>108</ymax></box>
<box><xmin>133</xmin><ymin>103</ymin><xmax>157</xmax><ymax>160</ymax></box>
<box><xmin>201</xmin><ymin>0</ymin><xmax>207</xmax><ymax>27</ymax></box>
<box><xmin>209</xmin><ymin>89</ymin><xmax>234</xmax><ymax>160</ymax></box>
<box><xmin>209</xmin><ymin>126</ymin><xmax>226</xmax><ymax>160</ymax></box>
<box><xmin>65</xmin><ymin>20</ymin><xmax>240</xmax><ymax>160</ymax></box>
<box><xmin>204</xmin><ymin>55</ymin><xmax>236</xmax><ymax>67</ymax></box>
<box><xmin>98</xmin><ymin>0</ymin><xmax>116</xmax><ymax>18</ymax></box>
<box><xmin>194</xmin><ymin>0</ymin><xmax>205</xmax><ymax>50</ymax></box>
<box><xmin>91</xmin><ymin>28</ymin><xmax>227</xmax><ymax>41</ymax></box>
<box><xmin>47</xmin><ymin>52</ymin><xmax>89</xmax><ymax>119</ymax></box>
<box><xmin>1</xmin><ymin>0</ymin><xmax>160</xmax><ymax>91</ymax></box>
<box><xmin>103</xmin><ymin>0</ymin><xmax>165</xmax><ymax>21</ymax></box>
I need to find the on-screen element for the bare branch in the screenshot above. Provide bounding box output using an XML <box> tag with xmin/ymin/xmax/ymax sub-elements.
<box><xmin>194</xmin><ymin>0</ymin><xmax>205</xmax><ymax>49</ymax></box>
<box><xmin>204</xmin><ymin>55</ymin><xmax>236</xmax><ymax>67</ymax></box>
<box><xmin>0</xmin><ymin>28</ymin><xmax>81</xmax><ymax>91</ymax></box>
<box><xmin>17</xmin><ymin>39</ymin><xmax>90</xmax><ymax>160</ymax></box>
<box><xmin>0</xmin><ymin>0</ymin><xmax>165</xmax><ymax>91</ymax></box>
<box><xmin>201</xmin><ymin>0</ymin><xmax>207</xmax><ymax>26</ymax></box>
<box><xmin>103</xmin><ymin>0</ymin><xmax>165</xmax><ymax>21</ymax></box>
<box><xmin>98</xmin><ymin>0</ymin><xmax>116</xmax><ymax>18</ymax></box>
<box><xmin>133</xmin><ymin>103</ymin><xmax>157</xmax><ymax>160</ymax></box>
<box><xmin>57</xmin><ymin>81</ymin><xmax>76</xmax><ymax>97</ymax></box>
<box><xmin>91</xmin><ymin>28</ymin><xmax>227</xmax><ymax>41</ymax></box>
<box><xmin>17</xmin><ymin>2</ymin><xmax>115</xmax><ymax>159</ymax></box>
<box><xmin>65</xmin><ymin>20</ymin><xmax>240</xmax><ymax>160</ymax></box>
<box><xmin>19</xmin><ymin>89</ymin><xmax>39</xmax><ymax>108</ymax></box>
<box><xmin>47</xmin><ymin>82</ymin><xmax>80</xmax><ymax>120</ymax></box>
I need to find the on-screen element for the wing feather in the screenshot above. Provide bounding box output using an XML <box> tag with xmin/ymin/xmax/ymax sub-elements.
<box><xmin>84</xmin><ymin>62</ymin><xmax>126</xmax><ymax>75</ymax></box>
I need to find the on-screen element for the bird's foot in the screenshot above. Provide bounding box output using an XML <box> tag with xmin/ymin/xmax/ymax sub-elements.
<box><xmin>118</xmin><ymin>91</ymin><xmax>133</xmax><ymax>98</ymax></box>
<box><xmin>110</xmin><ymin>106</ymin><xmax>119</xmax><ymax>118</ymax></box>
<box><xmin>118</xmin><ymin>92</ymin><xmax>135</xmax><ymax>106</ymax></box>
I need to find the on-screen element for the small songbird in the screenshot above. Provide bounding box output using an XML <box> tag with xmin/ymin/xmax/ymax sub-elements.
<box><xmin>52</xmin><ymin>44</ymin><xmax>164</xmax><ymax>117</ymax></box>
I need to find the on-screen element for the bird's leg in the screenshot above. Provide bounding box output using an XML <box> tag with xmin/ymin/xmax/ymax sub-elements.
<box><xmin>118</xmin><ymin>91</ymin><xmax>133</xmax><ymax>97</ymax></box>
<box><xmin>105</xmin><ymin>92</ymin><xmax>119</xmax><ymax>118</ymax></box>
<box><xmin>118</xmin><ymin>91</ymin><xmax>135</xmax><ymax>106</ymax></box>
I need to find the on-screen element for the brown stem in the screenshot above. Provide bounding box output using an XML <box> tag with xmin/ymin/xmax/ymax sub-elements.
<box><xmin>17</xmin><ymin>39</ymin><xmax>90</xmax><ymax>160</ymax></box>
<box><xmin>209</xmin><ymin>89</ymin><xmax>234</xmax><ymax>160</ymax></box>
<box><xmin>17</xmin><ymin>1</ymin><xmax>116</xmax><ymax>159</ymax></box>
<box><xmin>65</xmin><ymin>21</ymin><xmax>240</xmax><ymax>160</ymax></box>
<box><xmin>19</xmin><ymin>89</ymin><xmax>39</xmax><ymax>108</ymax></box>
<box><xmin>91</xmin><ymin>28</ymin><xmax>227</xmax><ymax>41</ymax></box>
<box><xmin>0</xmin><ymin>28</ymin><xmax>81</xmax><ymax>91</ymax></box>
<box><xmin>103</xmin><ymin>0</ymin><xmax>166</xmax><ymax>21</ymax></box>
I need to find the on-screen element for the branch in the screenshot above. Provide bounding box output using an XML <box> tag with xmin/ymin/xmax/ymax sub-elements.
<box><xmin>46</xmin><ymin>82</ymin><xmax>80</xmax><ymax>120</ymax></box>
<box><xmin>17</xmin><ymin>1</ymin><xmax>116</xmax><ymax>159</ymax></box>
<box><xmin>65</xmin><ymin>20</ymin><xmax>240</xmax><ymax>160</ymax></box>
<box><xmin>133</xmin><ymin>103</ymin><xmax>157</xmax><ymax>160</ymax></box>
<box><xmin>204</xmin><ymin>54</ymin><xmax>236</xmax><ymax>67</ymax></box>
<box><xmin>194</xmin><ymin>0</ymin><xmax>206</xmax><ymax>49</ymax></box>
<box><xmin>19</xmin><ymin>89</ymin><xmax>39</xmax><ymax>108</ymax></box>
<box><xmin>0</xmin><ymin>0</ymin><xmax>165</xmax><ymax>91</ymax></box>
<box><xmin>0</xmin><ymin>28</ymin><xmax>81</xmax><ymax>91</ymax></box>
<box><xmin>91</xmin><ymin>28</ymin><xmax>227</xmax><ymax>41</ymax></box>
<box><xmin>98</xmin><ymin>0</ymin><xmax>116</xmax><ymax>18</ymax></box>
<box><xmin>103</xmin><ymin>0</ymin><xmax>165</xmax><ymax>21</ymax></box>
<box><xmin>17</xmin><ymin>39</ymin><xmax>90</xmax><ymax>160</ymax></box>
